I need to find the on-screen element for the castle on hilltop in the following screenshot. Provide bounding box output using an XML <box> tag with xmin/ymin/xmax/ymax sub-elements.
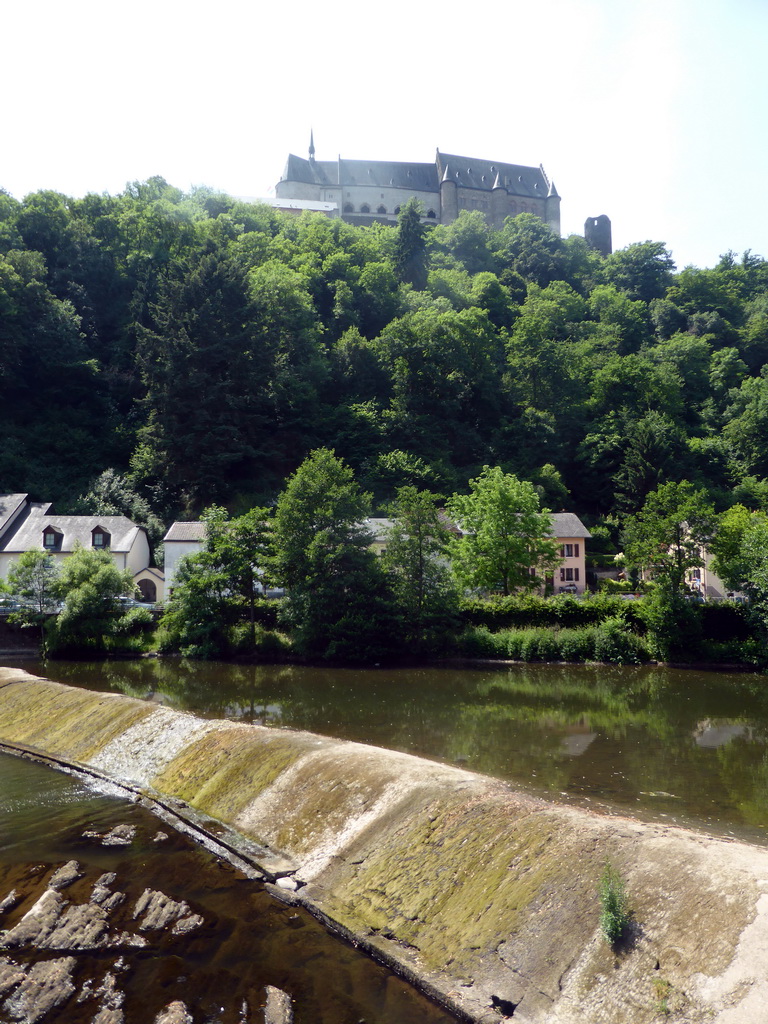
<box><xmin>275</xmin><ymin>134</ymin><xmax>562</xmax><ymax>234</ymax></box>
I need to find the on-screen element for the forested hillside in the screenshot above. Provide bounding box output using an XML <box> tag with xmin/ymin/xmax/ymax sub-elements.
<box><xmin>2</xmin><ymin>178</ymin><xmax>767</xmax><ymax>532</ymax></box>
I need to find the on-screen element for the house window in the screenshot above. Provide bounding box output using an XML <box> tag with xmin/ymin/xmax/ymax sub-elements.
<box><xmin>561</xmin><ymin>543</ymin><xmax>574</xmax><ymax>558</ymax></box>
<box><xmin>43</xmin><ymin>530</ymin><xmax>57</xmax><ymax>549</ymax></box>
<box><xmin>93</xmin><ymin>532</ymin><xmax>106</xmax><ymax>548</ymax></box>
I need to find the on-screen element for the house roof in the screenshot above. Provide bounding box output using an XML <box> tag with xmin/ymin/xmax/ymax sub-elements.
<box><xmin>0</xmin><ymin>494</ymin><xmax>29</xmax><ymax>539</ymax></box>
<box><xmin>550</xmin><ymin>513</ymin><xmax>591</xmax><ymax>539</ymax></box>
<box><xmin>435</xmin><ymin>152</ymin><xmax>551</xmax><ymax>198</ymax></box>
<box><xmin>164</xmin><ymin>522</ymin><xmax>207</xmax><ymax>543</ymax></box>
<box><xmin>278</xmin><ymin>150</ymin><xmax>552</xmax><ymax>198</ymax></box>
<box><xmin>0</xmin><ymin>508</ymin><xmax>144</xmax><ymax>554</ymax></box>
<box><xmin>364</xmin><ymin>518</ymin><xmax>394</xmax><ymax>542</ymax></box>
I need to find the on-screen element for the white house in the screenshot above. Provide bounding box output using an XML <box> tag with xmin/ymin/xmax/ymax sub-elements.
<box><xmin>0</xmin><ymin>494</ymin><xmax>151</xmax><ymax>590</ymax></box>
<box><xmin>163</xmin><ymin>521</ymin><xmax>207</xmax><ymax>595</ymax></box>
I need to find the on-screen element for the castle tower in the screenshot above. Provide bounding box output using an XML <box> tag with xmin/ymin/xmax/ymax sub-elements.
<box><xmin>584</xmin><ymin>215</ymin><xmax>612</xmax><ymax>256</ymax></box>
<box><xmin>545</xmin><ymin>179</ymin><xmax>561</xmax><ymax>235</ymax></box>
<box><xmin>491</xmin><ymin>170</ymin><xmax>508</xmax><ymax>229</ymax></box>
<box><xmin>308</xmin><ymin>129</ymin><xmax>315</xmax><ymax>163</ymax></box>
<box><xmin>439</xmin><ymin>164</ymin><xmax>458</xmax><ymax>224</ymax></box>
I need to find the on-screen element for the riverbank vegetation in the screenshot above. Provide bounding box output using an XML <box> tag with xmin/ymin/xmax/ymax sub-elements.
<box><xmin>2</xmin><ymin>179</ymin><xmax>768</xmax><ymax>664</ymax></box>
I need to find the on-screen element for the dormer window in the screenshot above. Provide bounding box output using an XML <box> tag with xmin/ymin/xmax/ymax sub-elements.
<box><xmin>43</xmin><ymin>527</ymin><xmax>62</xmax><ymax>550</ymax></box>
<box><xmin>92</xmin><ymin>527</ymin><xmax>111</xmax><ymax>550</ymax></box>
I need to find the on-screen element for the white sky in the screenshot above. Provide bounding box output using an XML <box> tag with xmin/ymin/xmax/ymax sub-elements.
<box><xmin>4</xmin><ymin>0</ymin><xmax>767</xmax><ymax>270</ymax></box>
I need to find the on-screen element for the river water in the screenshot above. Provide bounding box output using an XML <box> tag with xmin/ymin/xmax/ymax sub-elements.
<box><xmin>4</xmin><ymin>657</ymin><xmax>768</xmax><ymax>1021</ymax></box>
<box><xmin>0</xmin><ymin>752</ymin><xmax>457</xmax><ymax>1023</ymax></box>
<box><xmin>14</xmin><ymin>657</ymin><xmax>768</xmax><ymax>844</ymax></box>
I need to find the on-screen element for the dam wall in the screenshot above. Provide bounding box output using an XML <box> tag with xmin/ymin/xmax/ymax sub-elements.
<box><xmin>1</xmin><ymin>667</ymin><xmax>767</xmax><ymax>1024</ymax></box>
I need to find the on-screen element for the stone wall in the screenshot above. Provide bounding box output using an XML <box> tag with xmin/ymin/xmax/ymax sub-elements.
<box><xmin>1</xmin><ymin>667</ymin><xmax>767</xmax><ymax>1024</ymax></box>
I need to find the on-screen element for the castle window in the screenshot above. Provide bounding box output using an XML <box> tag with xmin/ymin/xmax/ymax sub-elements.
<box><xmin>344</xmin><ymin>203</ymin><xmax>354</xmax><ymax>213</ymax></box>
<box><xmin>377</xmin><ymin>205</ymin><xmax>386</xmax><ymax>214</ymax></box>
<box><xmin>394</xmin><ymin>206</ymin><xmax>401</xmax><ymax>215</ymax></box>
<box><xmin>427</xmin><ymin>209</ymin><xmax>436</xmax><ymax>218</ymax></box>
<box><xmin>360</xmin><ymin>203</ymin><xmax>370</xmax><ymax>214</ymax></box>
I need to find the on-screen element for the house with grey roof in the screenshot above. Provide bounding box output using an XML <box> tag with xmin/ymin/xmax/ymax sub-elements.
<box><xmin>550</xmin><ymin>512</ymin><xmax>591</xmax><ymax>595</ymax></box>
<box><xmin>275</xmin><ymin>136</ymin><xmax>561</xmax><ymax>233</ymax></box>
<box><xmin>0</xmin><ymin>494</ymin><xmax>154</xmax><ymax>598</ymax></box>
<box><xmin>163</xmin><ymin>521</ymin><xmax>208</xmax><ymax>595</ymax></box>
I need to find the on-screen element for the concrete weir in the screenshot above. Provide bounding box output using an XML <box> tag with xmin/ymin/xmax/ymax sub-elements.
<box><xmin>1</xmin><ymin>668</ymin><xmax>768</xmax><ymax>1024</ymax></box>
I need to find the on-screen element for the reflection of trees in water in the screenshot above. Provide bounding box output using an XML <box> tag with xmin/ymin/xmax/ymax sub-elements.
<box><xmin>23</xmin><ymin>658</ymin><xmax>768</xmax><ymax>834</ymax></box>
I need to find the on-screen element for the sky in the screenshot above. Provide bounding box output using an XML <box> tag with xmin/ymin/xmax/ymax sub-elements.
<box><xmin>4</xmin><ymin>0</ymin><xmax>767</xmax><ymax>270</ymax></box>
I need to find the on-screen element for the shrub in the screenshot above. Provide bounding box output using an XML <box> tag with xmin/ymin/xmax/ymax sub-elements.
<box><xmin>520</xmin><ymin>628</ymin><xmax>560</xmax><ymax>661</ymax></box>
<box><xmin>699</xmin><ymin>601</ymin><xmax>753</xmax><ymax>642</ymax></box>
<box><xmin>457</xmin><ymin>626</ymin><xmax>507</xmax><ymax>657</ymax></box>
<box><xmin>459</xmin><ymin>592</ymin><xmax>647</xmax><ymax>632</ymax></box>
<box><xmin>557</xmin><ymin>626</ymin><xmax>597</xmax><ymax>662</ymax></box>
<box><xmin>593</xmin><ymin>617</ymin><xmax>649</xmax><ymax>664</ymax></box>
<box><xmin>598</xmin><ymin>863</ymin><xmax>630</xmax><ymax>944</ymax></box>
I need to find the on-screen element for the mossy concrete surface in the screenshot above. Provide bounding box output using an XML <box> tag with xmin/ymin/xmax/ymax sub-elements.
<box><xmin>2</xmin><ymin>668</ymin><xmax>768</xmax><ymax>1024</ymax></box>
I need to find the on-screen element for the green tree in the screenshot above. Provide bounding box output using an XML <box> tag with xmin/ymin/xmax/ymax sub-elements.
<box><xmin>6</xmin><ymin>550</ymin><xmax>61</xmax><ymax>654</ymax></box>
<box><xmin>623</xmin><ymin>481</ymin><xmax>715</xmax><ymax>593</ymax></box>
<box><xmin>72</xmin><ymin>468</ymin><xmax>165</xmax><ymax>551</ymax></box>
<box><xmin>47</xmin><ymin>545</ymin><xmax>140</xmax><ymax>655</ymax></box>
<box><xmin>272</xmin><ymin>449</ymin><xmax>397</xmax><ymax>660</ymax></box>
<box><xmin>446</xmin><ymin>467</ymin><xmax>560</xmax><ymax>596</ymax></box>
<box><xmin>711</xmin><ymin>505</ymin><xmax>768</xmax><ymax>595</ymax></box>
<box><xmin>494</xmin><ymin>213</ymin><xmax>567</xmax><ymax>288</ymax></box>
<box><xmin>159</xmin><ymin>505</ymin><xmax>273</xmax><ymax>657</ymax></box>
<box><xmin>382</xmin><ymin>486</ymin><xmax>458</xmax><ymax>653</ymax></box>
<box><xmin>714</xmin><ymin>512</ymin><xmax>768</xmax><ymax>650</ymax></box>
<box><xmin>395</xmin><ymin>198</ymin><xmax>428</xmax><ymax>290</ymax></box>
<box><xmin>604</xmin><ymin>241</ymin><xmax>675</xmax><ymax>303</ymax></box>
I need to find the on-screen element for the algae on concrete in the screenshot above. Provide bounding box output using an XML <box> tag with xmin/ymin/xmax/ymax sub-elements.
<box><xmin>0</xmin><ymin>673</ymin><xmax>153</xmax><ymax>764</ymax></box>
<box><xmin>153</xmin><ymin>726</ymin><xmax>320</xmax><ymax>822</ymax></box>
<box><xmin>3</xmin><ymin>669</ymin><xmax>768</xmax><ymax>1024</ymax></box>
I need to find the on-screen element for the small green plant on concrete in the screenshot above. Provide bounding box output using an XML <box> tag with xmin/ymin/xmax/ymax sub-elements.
<box><xmin>652</xmin><ymin>977</ymin><xmax>671</xmax><ymax>1015</ymax></box>
<box><xmin>598</xmin><ymin>862</ymin><xmax>630</xmax><ymax>944</ymax></box>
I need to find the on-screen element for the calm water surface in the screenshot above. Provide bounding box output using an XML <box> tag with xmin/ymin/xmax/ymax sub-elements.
<box><xmin>0</xmin><ymin>752</ymin><xmax>457</xmax><ymax>1024</ymax></box>
<box><xmin>15</xmin><ymin>658</ymin><xmax>768</xmax><ymax>843</ymax></box>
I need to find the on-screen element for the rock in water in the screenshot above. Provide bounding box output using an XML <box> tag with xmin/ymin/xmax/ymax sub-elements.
<box><xmin>264</xmin><ymin>985</ymin><xmax>293</xmax><ymax>1024</ymax></box>
<box><xmin>154</xmin><ymin>1001</ymin><xmax>193</xmax><ymax>1024</ymax></box>
<box><xmin>2</xmin><ymin>956</ymin><xmax>76</xmax><ymax>1023</ymax></box>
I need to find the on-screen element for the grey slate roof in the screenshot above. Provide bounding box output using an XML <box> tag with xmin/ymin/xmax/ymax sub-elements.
<box><xmin>279</xmin><ymin>150</ymin><xmax>551</xmax><ymax>197</ymax></box>
<box><xmin>0</xmin><ymin>494</ymin><xmax>29</xmax><ymax>539</ymax></box>
<box><xmin>364</xmin><ymin>518</ymin><xmax>394</xmax><ymax>542</ymax></box>
<box><xmin>0</xmin><ymin>507</ymin><xmax>143</xmax><ymax>554</ymax></box>
<box><xmin>163</xmin><ymin>522</ymin><xmax>207</xmax><ymax>543</ymax></box>
<box><xmin>436</xmin><ymin>152</ymin><xmax>550</xmax><ymax>197</ymax></box>
<box><xmin>550</xmin><ymin>513</ymin><xmax>591</xmax><ymax>539</ymax></box>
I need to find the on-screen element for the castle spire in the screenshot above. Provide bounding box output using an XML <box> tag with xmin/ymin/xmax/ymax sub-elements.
<box><xmin>309</xmin><ymin>129</ymin><xmax>315</xmax><ymax>163</ymax></box>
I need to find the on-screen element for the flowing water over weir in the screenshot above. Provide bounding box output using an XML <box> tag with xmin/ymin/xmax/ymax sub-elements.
<box><xmin>6</xmin><ymin>666</ymin><xmax>768</xmax><ymax>1023</ymax></box>
<box><xmin>18</xmin><ymin>658</ymin><xmax>768</xmax><ymax>842</ymax></box>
